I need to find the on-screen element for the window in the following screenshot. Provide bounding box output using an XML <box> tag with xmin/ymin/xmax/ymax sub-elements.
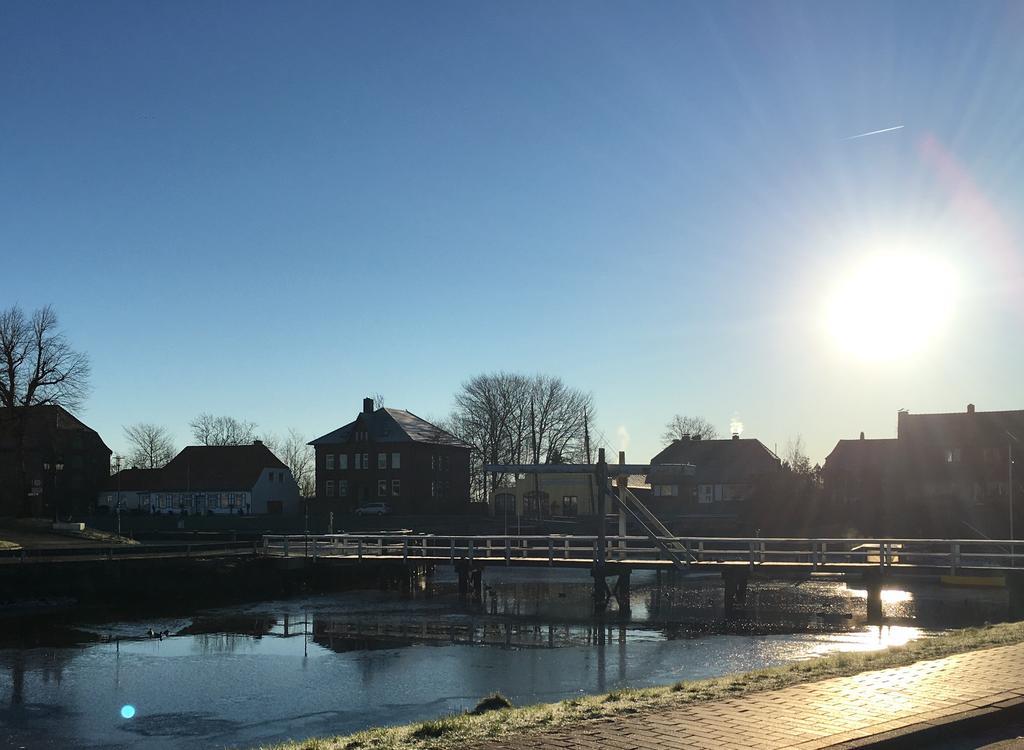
<box><xmin>326</xmin><ymin>454</ymin><xmax>335</xmax><ymax>470</ymax></box>
<box><xmin>378</xmin><ymin>453</ymin><xmax>387</xmax><ymax>469</ymax></box>
<box><xmin>946</xmin><ymin>447</ymin><xmax>962</xmax><ymax>463</ymax></box>
<box><xmin>442</xmin><ymin>455</ymin><xmax>450</xmax><ymax>471</ymax></box>
<box><xmin>326</xmin><ymin>480</ymin><xmax>335</xmax><ymax>497</ymax></box>
<box><xmin>361</xmin><ymin>453</ymin><xmax>369</xmax><ymax>469</ymax></box>
<box><xmin>698</xmin><ymin>485</ymin><xmax>715</xmax><ymax>504</ymax></box>
<box><xmin>494</xmin><ymin>493</ymin><xmax>515</xmax><ymax>513</ymax></box>
<box><xmin>392</xmin><ymin>479</ymin><xmax>400</xmax><ymax>496</ymax></box>
<box><xmin>431</xmin><ymin>481</ymin><xmax>436</xmax><ymax>497</ymax></box>
<box><xmin>338</xmin><ymin>453</ymin><xmax>348</xmax><ymax>470</ymax></box>
<box><xmin>654</xmin><ymin>485</ymin><xmax>679</xmax><ymax>497</ymax></box>
<box><xmin>339</xmin><ymin>480</ymin><xmax>348</xmax><ymax>497</ymax></box>
<box><xmin>561</xmin><ymin>495</ymin><xmax>578</xmax><ymax>517</ymax></box>
<box><xmin>431</xmin><ymin>454</ymin><xmax>436</xmax><ymax>471</ymax></box>
<box><xmin>378</xmin><ymin>479</ymin><xmax>388</xmax><ymax>497</ymax></box>
<box><xmin>391</xmin><ymin>452</ymin><xmax>401</xmax><ymax>469</ymax></box>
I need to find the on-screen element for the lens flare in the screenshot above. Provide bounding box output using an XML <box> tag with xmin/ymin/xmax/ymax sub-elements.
<box><xmin>120</xmin><ymin>704</ymin><xmax>136</xmax><ymax>719</ymax></box>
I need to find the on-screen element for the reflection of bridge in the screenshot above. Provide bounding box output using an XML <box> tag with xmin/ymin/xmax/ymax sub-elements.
<box><xmin>261</xmin><ymin>533</ymin><xmax>1024</xmax><ymax>619</ymax></box>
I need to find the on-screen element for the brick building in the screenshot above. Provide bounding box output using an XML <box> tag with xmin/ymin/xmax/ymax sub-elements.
<box><xmin>0</xmin><ymin>405</ymin><xmax>112</xmax><ymax>517</ymax></box>
<box><xmin>309</xmin><ymin>398</ymin><xmax>472</xmax><ymax>513</ymax></box>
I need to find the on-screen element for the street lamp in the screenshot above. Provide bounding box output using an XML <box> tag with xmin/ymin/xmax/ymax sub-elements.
<box><xmin>43</xmin><ymin>459</ymin><xmax>65</xmax><ymax>524</ymax></box>
<box><xmin>1008</xmin><ymin>432</ymin><xmax>1019</xmax><ymax>565</ymax></box>
<box><xmin>113</xmin><ymin>454</ymin><xmax>124</xmax><ymax>537</ymax></box>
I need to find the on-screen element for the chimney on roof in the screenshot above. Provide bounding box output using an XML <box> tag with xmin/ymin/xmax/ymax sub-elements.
<box><xmin>860</xmin><ymin>431</ymin><xmax>865</xmax><ymax>440</ymax></box>
<box><xmin>681</xmin><ymin>434</ymin><xmax>690</xmax><ymax>442</ymax></box>
<box><xmin>732</xmin><ymin>434</ymin><xmax>739</xmax><ymax>441</ymax></box>
<box><xmin>692</xmin><ymin>434</ymin><xmax>702</xmax><ymax>441</ymax></box>
<box><xmin>967</xmin><ymin>403</ymin><xmax>976</xmax><ymax>414</ymax></box>
<box><xmin>363</xmin><ymin>397</ymin><xmax>375</xmax><ymax>414</ymax></box>
<box><xmin>253</xmin><ymin>439</ymin><xmax>263</xmax><ymax>446</ymax></box>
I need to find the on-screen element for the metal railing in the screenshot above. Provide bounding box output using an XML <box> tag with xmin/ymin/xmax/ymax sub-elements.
<box><xmin>0</xmin><ymin>540</ymin><xmax>258</xmax><ymax>563</ymax></box>
<box><xmin>260</xmin><ymin>534</ymin><xmax>1022</xmax><ymax>573</ymax></box>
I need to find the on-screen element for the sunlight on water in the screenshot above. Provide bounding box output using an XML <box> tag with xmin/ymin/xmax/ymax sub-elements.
<box><xmin>803</xmin><ymin>625</ymin><xmax>924</xmax><ymax>658</ymax></box>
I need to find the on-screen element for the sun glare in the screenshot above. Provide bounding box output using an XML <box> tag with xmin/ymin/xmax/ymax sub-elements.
<box><xmin>825</xmin><ymin>253</ymin><xmax>959</xmax><ymax>362</ymax></box>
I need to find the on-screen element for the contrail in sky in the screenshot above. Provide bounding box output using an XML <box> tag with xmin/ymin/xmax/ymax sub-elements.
<box><xmin>845</xmin><ymin>124</ymin><xmax>905</xmax><ymax>140</ymax></box>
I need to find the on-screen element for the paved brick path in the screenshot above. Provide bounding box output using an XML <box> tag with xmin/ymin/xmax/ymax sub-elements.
<box><xmin>472</xmin><ymin>643</ymin><xmax>1024</xmax><ymax>750</ymax></box>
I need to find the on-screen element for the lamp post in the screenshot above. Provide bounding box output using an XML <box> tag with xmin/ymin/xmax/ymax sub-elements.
<box><xmin>43</xmin><ymin>459</ymin><xmax>65</xmax><ymax>524</ymax></box>
<box><xmin>113</xmin><ymin>454</ymin><xmax>123</xmax><ymax>537</ymax></box>
<box><xmin>1009</xmin><ymin>432</ymin><xmax>1019</xmax><ymax>565</ymax></box>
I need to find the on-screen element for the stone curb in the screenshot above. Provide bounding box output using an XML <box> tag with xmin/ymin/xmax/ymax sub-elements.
<box><xmin>830</xmin><ymin>697</ymin><xmax>1024</xmax><ymax>749</ymax></box>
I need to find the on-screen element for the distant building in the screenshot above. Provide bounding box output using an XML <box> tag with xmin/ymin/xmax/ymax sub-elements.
<box><xmin>0</xmin><ymin>405</ymin><xmax>111</xmax><ymax>517</ymax></box>
<box><xmin>489</xmin><ymin>472</ymin><xmax>595</xmax><ymax>520</ymax></box>
<box><xmin>822</xmin><ymin>404</ymin><xmax>1024</xmax><ymax>536</ymax></box>
<box><xmin>647</xmin><ymin>435</ymin><xmax>782</xmax><ymax>511</ymax></box>
<box><xmin>309</xmin><ymin>398</ymin><xmax>472</xmax><ymax>513</ymax></box>
<box><xmin>100</xmin><ymin>441</ymin><xmax>299</xmax><ymax>515</ymax></box>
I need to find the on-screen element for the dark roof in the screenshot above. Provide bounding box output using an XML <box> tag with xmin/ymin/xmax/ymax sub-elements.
<box><xmin>648</xmin><ymin>438</ymin><xmax>781</xmax><ymax>484</ymax></box>
<box><xmin>899</xmin><ymin>407</ymin><xmax>1024</xmax><ymax>445</ymax></box>
<box><xmin>0</xmin><ymin>405</ymin><xmax>111</xmax><ymax>454</ymax></box>
<box><xmin>309</xmin><ymin>407</ymin><xmax>472</xmax><ymax>449</ymax></box>
<box><xmin>823</xmin><ymin>438</ymin><xmax>900</xmax><ymax>474</ymax></box>
<box><xmin>105</xmin><ymin>442</ymin><xmax>287</xmax><ymax>491</ymax></box>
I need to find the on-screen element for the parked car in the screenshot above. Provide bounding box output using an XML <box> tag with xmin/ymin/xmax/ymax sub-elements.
<box><xmin>355</xmin><ymin>502</ymin><xmax>391</xmax><ymax>516</ymax></box>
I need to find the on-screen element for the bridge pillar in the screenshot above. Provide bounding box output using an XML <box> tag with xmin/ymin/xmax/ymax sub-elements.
<box><xmin>722</xmin><ymin>570</ymin><xmax>749</xmax><ymax>617</ymax></box>
<box><xmin>470</xmin><ymin>565</ymin><xmax>484</xmax><ymax>602</ymax></box>
<box><xmin>613</xmin><ymin>570</ymin><xmax>631</xmax><ymax>612</ymax></box>
<box><xmin>863</xmin><ymin>570</ymin><xmax>884</xmax><ymax>624</ymax></box>
<box><xmin>592</xmin><ymin>565</ymin><xmax>609</xmax><ymax>614</ymax></box>
<box><xmin>456</xmin><ymin>558</ymin><xmax>469</xmax><ymax>598</ymax></box>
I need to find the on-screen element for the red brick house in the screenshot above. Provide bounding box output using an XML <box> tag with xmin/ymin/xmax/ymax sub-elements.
<box><xmin>0</xmin><ymin>405</ymin><xmax>111</xmax><ymax>517</ymax></box>
<box><xmin>310</xmin><ymin>398</ymin><xmax>472</xmax><ymax>513</ymax></box>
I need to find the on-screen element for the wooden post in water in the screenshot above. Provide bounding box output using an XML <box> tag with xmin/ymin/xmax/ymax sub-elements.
<box><xmin>593</xmin><ymin>449</ymin><xmax>608</xmax><ymax>612</ymax></box>
<box><xmin>864</xmin><ymin>569</ymin><xmax>883</xmax><ymax>624</ymax></box>
<box><xmin>617</xmin><ymin>451</ymin><xmax>628</xmax><ymax>557</ymax></box>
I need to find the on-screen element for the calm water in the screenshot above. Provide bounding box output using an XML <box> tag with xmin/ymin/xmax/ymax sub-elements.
<box><xmin>0</xmin><ymin>569</ymin><xmax>1009</xmax><ymax>750</ymax></box>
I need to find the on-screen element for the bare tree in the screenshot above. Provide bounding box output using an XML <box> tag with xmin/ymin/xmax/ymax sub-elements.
<box><xmin>372</xmin><ymin>393</ymin><xmax>386</xmax><ymax>409</ymax></box>
<box><xmin>449</xmin><ymin>372</ymin><xmax>595</xmax><ymax>504</ymax></box>
<box><xmin>661</xmin><ymin>414</ymin><xmax>720</xmax><ymax>445</ymax></box>
<box><xmin>263</xmin><ymin>428</ymin><xmax>314</xmax><ymax>497</ymax></box>
<box><xmin>123</xmin><ymin>423</ymin><xmax>176</xmax><ymax>469</ymax></box>
<box><xmin>0</xmin><ymin>304</ymin><xmax>91</xmax><ymax>515</ymax></box>
<box><xmin>189</xmin><ymin>413</ymin><xmax>258</xmax><ymax>446</ymax></box>
<box><xmin>785</xmin><ymin>435</ymin><xmax>813</xmax><ymax>476</ymax></box>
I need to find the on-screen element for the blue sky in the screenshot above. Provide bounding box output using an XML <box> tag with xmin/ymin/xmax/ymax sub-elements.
<box><xmin>2</xmin><ymin>1</ymin><xmax>1022</xmax><ymax>463</ymax></box>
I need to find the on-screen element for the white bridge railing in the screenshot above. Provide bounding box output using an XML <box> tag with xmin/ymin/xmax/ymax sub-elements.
<box><xmin>261</xmin><ymin>534</ymin><xmax>1022</xmax><ymax>573</ymax></box>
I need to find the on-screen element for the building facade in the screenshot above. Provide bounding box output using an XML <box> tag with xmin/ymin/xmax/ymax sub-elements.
<box><xmin>648</xmin><ymin>435</ymin><xmax>782</xmax><ymax>508</ymax></box>
<box><xmin>310</xmin><ymin>398</ymin><xmax>472</xmax><ymax>513</ymax></box>
<box><xmin>822</xmin><ymin>404</ymin><xmax>1024</xmax><ymax>536</ymax></box>
<box><xmin>100</xmin><ymin>441</ymin><xmax>299</xmax><ymax>515</ymax></box>
<box><xmin>0</xmin><ymin>405</ymin><xmax>111</xmax><ymax>517</ymax></box>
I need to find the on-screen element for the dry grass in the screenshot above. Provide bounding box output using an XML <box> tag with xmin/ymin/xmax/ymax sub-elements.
<box><xmin>260</xmin><ymin>620</ymin><xmax>1024</xmax><ymax>750</ymax></box>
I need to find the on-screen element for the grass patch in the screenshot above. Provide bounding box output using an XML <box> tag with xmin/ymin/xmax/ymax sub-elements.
<box><xmin>259</xmin><ymin>620</ymin><xmax>1024</xmax><ymax>750</ymax></box>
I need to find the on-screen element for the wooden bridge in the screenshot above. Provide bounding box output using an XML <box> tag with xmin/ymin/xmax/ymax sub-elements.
<box><xmin>260</xmin><ymin>532</ymin><xmax>1024</xmax><ymax>617</ymax></box>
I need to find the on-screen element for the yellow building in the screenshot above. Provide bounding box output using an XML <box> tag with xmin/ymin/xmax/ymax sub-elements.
<box><xmin>489</xmin><ymin>472</ymin><xmax>596</xmax><ymax>519</ymax></box>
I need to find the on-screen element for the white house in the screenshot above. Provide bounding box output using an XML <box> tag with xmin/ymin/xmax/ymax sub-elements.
<box><xmin>99</xmin><ymin>441</ymin><xmax>300</xmax><ymax>515</ymax></box>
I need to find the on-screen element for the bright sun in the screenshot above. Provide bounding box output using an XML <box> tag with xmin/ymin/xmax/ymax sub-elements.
<box><xmin>825</xmin><ymin>253</ymin><xmax>959</xmax><ymax>362</ymax></box>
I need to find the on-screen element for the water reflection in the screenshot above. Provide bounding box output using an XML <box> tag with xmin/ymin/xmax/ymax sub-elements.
<box><xmin>0</xmin><ymin>570</ymin><xmax>1011</xmax><ymax>750</ymax></box>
